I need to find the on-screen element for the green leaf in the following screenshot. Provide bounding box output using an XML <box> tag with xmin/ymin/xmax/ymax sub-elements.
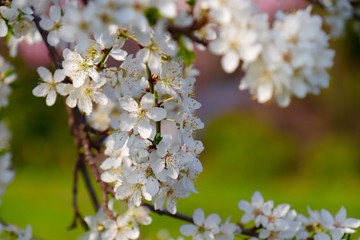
<box><xmin>3</xmin><ymin>69</ymin><xmax>16</xmax><ymax>78</ymax></box>
<box><xmin>177</xmin><ymin>37</ymin><xmax>196</xmax><ymax>66</ymax></box>
<box><xmin>186</xmin><ymin>0</ymin><xmax>196</xmax><ymax>7</ymax></box>
<box><xmin>153</xmin><ymin>132</ymin><xmax>163</xmax><ymax>145</ymax></box>
<box><xmin>145</xmin><ymin>7</ymin><xmax>161</xmax><ymax>26</ymax></box>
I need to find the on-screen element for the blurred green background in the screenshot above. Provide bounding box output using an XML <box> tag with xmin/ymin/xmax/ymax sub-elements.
<box><xmin>1</xmin><ymin>29</ymin><xmax>360</xmax><ymax>239</ymax></box>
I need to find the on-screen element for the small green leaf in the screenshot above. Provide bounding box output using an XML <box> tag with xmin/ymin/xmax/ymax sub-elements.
<box><xmin>177</xmin><ymin>37</ymin><xmax>196</xmax><ymax>66</ymax></box>
<box><xmin>3</xmin><ymin>69</ymin><xmax>16</xmax><ymax>78</ymax></box>
<box><xmin>145</xmin><ymin>7</ymin><xmax>161</xmax><ymax>26</ymax></box>
<box><xmin>186</xmin><ymin>0</ymin><xmax>196</xmax><ymax>7</ymax></box>
<box><xmin>153</xmin><ymin>132</ymin><xmax>163</xmax><ymax>145</ymax></box>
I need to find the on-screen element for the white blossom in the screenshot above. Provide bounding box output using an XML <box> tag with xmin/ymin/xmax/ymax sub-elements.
<box><xmin>180</xmin><ymin>208</ymin><xmax>221</xmax><ymax>239</ymax></box>
<box><xmin>33</xmin><ymin>67</ymin><xmax>67</xmax><ymax>106</ymax></box>
<box><xmin>62</xmin><ymin>48</ymin><xmax>100</xmax><ymax>88</ymax></box>
<box><xmin>65</xmin><ymin>77</ymin><xmax>108</xmax><ymax>115</ymax></box>
<box><xmin>39</xmin><ymin>5</ymin><xmax>63</xmax><ymax>46</ymax></box>
<box><xmin>240</xmin><ymin>7</ymin><xmax>335</xmax><ymax>107</ymax></box>
<box><xmin>119</xmin><ymin>93</ymin><xmax>167</xmax><ymax>139</ymax></box>
<box><xmin>320</xmin><ymin>207</ymin><xmax>360</xmax><ymax>240</ymax></box>
<box><xmin>0</xmin><ymin>153</ymin><xmax>14</xmax><ymax>202</ymax></box>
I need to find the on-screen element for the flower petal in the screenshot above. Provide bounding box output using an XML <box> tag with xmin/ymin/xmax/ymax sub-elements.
<box><xmin>37</xmin><ymin>67</ymin><xmax>53</xmax><ymax>82</ymax></box>
<box><xmin>45</xmin><ymin>90</ymin><xmax>57</xmax><ymax>106</ymax></box>
<box><xmin>120</xmin><ymin>96</ymin><xmax>138</xmax><ymax>112</ymax></box>
<box><xmin>147</xmin><ymin>107</ymin><xmax>167</xmax><ymax>121</ymax></box>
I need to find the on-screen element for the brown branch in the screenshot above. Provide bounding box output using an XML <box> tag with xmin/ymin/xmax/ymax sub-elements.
<box><xmin>67</xmin><ymin>106</ymin><xmax>115</xmax><ymax>220</ymax></box>
<box><xmin>68</xmin><ymin>155</ymin><xmax>88</xmax><ymax>230</ymax></box>
<box><xmin>32</xmin><ymin>13</ymin><xmax>63</xmax><ymax>68</ymax></box>
<box><xmin>32</xmin><ymin>10</ymin><xmax>113</xmax><ymax>220</ymax></box>
<box><xmin>142</xmin><ymin>202</ymin><xmax>194</xmax><ymax>223</ymax></box>
<box><xmin>168</xmin><ymin>19</ymin><xmax>209</xmax><ymax>47</ymax></box>
<box><xmin>79</xmin><ymin>158</ymin><xmax>100</xmax><ymax>211</ymax></box>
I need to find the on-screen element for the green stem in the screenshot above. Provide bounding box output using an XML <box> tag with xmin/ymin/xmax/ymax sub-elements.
<box><xmin>146</xmin><ymin>64</ymin><xmax>162</xmax><ymax>140</ymax></box>
<box><xmin>97</xmin><ymin>47</ymin><xmax>113</xmax><ymax>69</ymax></box>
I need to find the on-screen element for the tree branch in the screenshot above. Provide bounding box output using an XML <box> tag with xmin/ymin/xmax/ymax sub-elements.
<box><xmin>68</xmin><ymin>155</ymin><xmax>89</xmax><ymax>230</ymax></box>
<box><xmin>168</xmin><ymin>19</ymin><xmax>209</xmax><ymax>47</ymax></box>
<box><xmin>33</xmin><ymin>9</ymin><xmax>258</xmax><ymax>238</ymax></box>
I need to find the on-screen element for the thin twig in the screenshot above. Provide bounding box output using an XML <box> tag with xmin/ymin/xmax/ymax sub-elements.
<box><xmin>79</xmin><ymin>157</ymin><xmax>100</xmax><ymax>211</ymax></box>
<box><xmin>32</xmin><ymin>13</ymin><xmax>63</xmax><ymax>68</ymax></box>
<box><xmin>168</xmin><ymin>17</ymin><xmax>209</xmax><ymax>47</ymax></box>
<box><xmin>142</xmin><ymin>202</ymin><xmax>194</xmax><ymax>223</ymax></box>
<box><xmin>68</xmin><ymin>155</ymin><xmax>88</xmax><ymax>230</ymax></box>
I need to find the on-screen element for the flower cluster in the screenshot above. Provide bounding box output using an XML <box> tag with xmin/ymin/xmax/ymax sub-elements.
<box><xmin>0</xmin><ymin>48</ymin><xmax>32</xmax><ymax>240</ymax></box>
<box><xmin>0</xmin><ymin>57</ymin><xmax>14</xmax><ymax>202</ymax></box>
<box><xmin>323</xmin><ymin>0</ymin><xmax>354</xmax><ymax>38</ymax></box>
<box><xmin>179</xmin><ymin>191</ymin><xmax>360</xmax><ymax>240</ymax></box>
<box><xmin>0</xmin><ymin>224</ymin><xmax>32</xmax><ymax>240</ymax></box>
<box><xmin>99</xmin><ymin>55</ymin><xmax>203</xmax><ymax>214</ymax></box>
<box><xmin>238</xmin><ymin>191</ymin><xmax>360</xmax><ymax>240</ymax></box>
<box><xmin>180</xmin><ymin>208</ymin><xmax>238</xmax><ymax>240</ymax></box>
<box><xmin>0</xmin><ymin>55</ymin><xmax>16</xmax><ymax>108</ymax></box>
<box><xmin>83</xmin><ymin>203</ymin><xmax>152</xmax><ymax>240</ymax></box>
<box><xmin>0</xmin><ymin>0</ymin><xmax>359</xmax><ymax>239</ymax></box>
<box><xmin>240</xmin><ymin>7</ymin><xmax>335</xmax><ymax>107</ymax></box>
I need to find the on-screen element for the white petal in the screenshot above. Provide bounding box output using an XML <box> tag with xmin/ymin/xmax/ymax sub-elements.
<box><xmin>252</xmin><ymin>191</ymin><xmax>264</xmax><ymax>207</ymax></box>
<box><xmin>145</xmin><ymin>177</ymin><xmax>159</xmax><ymax>196</ymax></box>
<box><xmin>209</xmin><ymin>39</ymin><xmax>229</xmax><ymax>55</ymax></box>
<box><xmin>78</xmin><ymin>96</ymin><xmax>93</xmax><ymax>115</ymax></box>
<box><xmin>55</xmin><ymin>83</ymin><xmax>69</xmax><ymax>96</ymax></box>
<box><xmin>180</xmin><ymin>224</ymin><xmax>198</xmax><ymax>236</ymax></box>
<box><xmin>32</xmin><ymin>84</ymin><xmax>50</xmax><ymax>97</ymax></box>
<box><xmin>238</xmin><ymin>200</ymin><xmax>252</xmax><ymax>213</ymax></box>
<box><xmin>148</xmin><ymin>53</ymin><xmax>161</xmax><ymax>75</ymax></box>
<box><xmin>120</xmin><ymin>96</ymin><xmax>138</xmax><ymax>112</ymax></box>
<box><xmin>343</xmin><ymin>218</ymin><xmax>360</xmax><ymax>228</ymax></box>
<box><xmin>119</xmin><ymin>114</ymin><xmax>137</xmax><ymax>132</ymax></box>
<box><xmin>221</xmin><ymin>51</ymin><xmax>240</xmax><ymax>73</ymax></box>
<box><xmin>335</xmin><ymin>207</ymin><xmax>347</xmax><ymax>223</ymax></box>
<box><xmin>110</xmin><ymin>49</ymin><xmax>128</xmax><ymax>61</ymax></box>
<box><xmin>66</xmin><ymin>95</ymin><xmax>77</xmax><ymax>108</ymax></box>
<box><xmin>49</xmin><ymin>5</ymin><xmax>61</xmax><ymax>22</ymax></box>
<box><xmin>115</xmin><ymin>8</ymin><xmax>135</xmax><ymax>25</ymax></box>
<box><xmin>37</xmin><ymin>67</ymin><xmax>53</xmax><ymax>82</ymax></box>
<box><xmin>53</xmin><ymin>69</ymin><xmax>65</xmax><ymax>82</ymax></box>
<box><xmin>193</xmin><ymin>208</ymin><xmax>205</xmax><ymax>226</ymax></box>
<box><xmin>140</xmin><ymin>93</ymin><xmax>155</xmax><ymax>110</ymax></box>
<box><xmin>257</xmin><ymin>82</ymin><xmax>273</xmax><ymax>103</ymax></box>
<box><xmin>39</xmin><ymin>17</ymin><xmax>54</xmax><ymax>31</ymax></box>
<box><xmin>151</xmin><ymin>158</ymin><xmax>165</xmax><ymax>173</ymax></box>
<box><xmin>137</xmin><ymin>118</ymin><xmax>152</xmax><ymax>139</ymax></box>
<box><xmin>204</xmin><ymin>214</ymin><xmax>221</xmax><ymax>228</ymax></box>
<box><xmin>92</xmin><ymin>92</ymin><xmax>108</xmax><ymax>105</ymax></box>
<box><xmin>321</xmin><ymin>209</ymin><xmax>334</xmax><ymax>225</ymax></box>
<box><xmin>47</xmin><ymin>30</ymin><xmax>60</xmax><ymax>46</ymax></box>
<box><xmin>147</xmin><ymin>107</ymin><xmax>167</xmax><ymax>121</ymax></box>
<box><xmin>46</xmin><ymin>90</ymin><xmax>57</xmax><ymax>106</ymax></box>
<box><xmin>88</xmin><ymin>68</ymin><xmax>100</xmax><ymax>82</ymax></box>
<box><xmin>0</xmin><ymin>19</ymin><xmax>8</xmax><ymax>37</ymax></box>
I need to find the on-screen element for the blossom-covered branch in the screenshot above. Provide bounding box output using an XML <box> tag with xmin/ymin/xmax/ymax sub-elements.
<box><xmin>0</xmin><ymin>0</ymin><xmax>359</xmax><ymax>239</ymax></box>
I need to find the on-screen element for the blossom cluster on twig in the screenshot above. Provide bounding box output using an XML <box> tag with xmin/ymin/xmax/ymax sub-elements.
<box><xmin>0</xmin><ymin>0</ymin><xmax>359</xmax><ymax>239</ymax></box>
